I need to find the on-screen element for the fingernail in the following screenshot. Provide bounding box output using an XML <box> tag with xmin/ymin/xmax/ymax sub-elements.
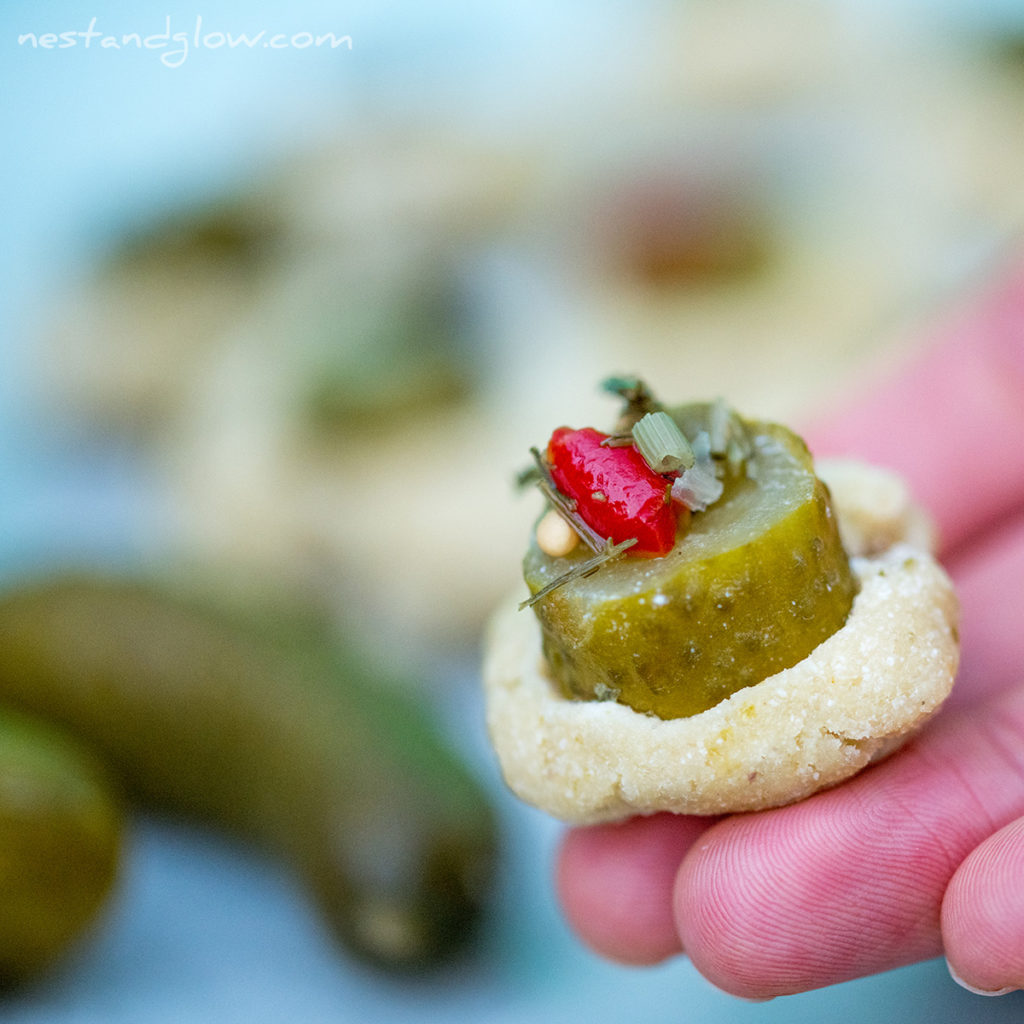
<box><xmin>713</xmin><ymin>983</ymin><xmax>774</xmax><ymax>1003</ymax></box>
<box><xmin>946</xmin><ymin>958</ymin><xmax>1018</xmax><ymax>997</ymax></box>
<box><xmin>728</xmin><ymin>991</ymin><xmax>774</xmax><ymax>1003</ymax></box>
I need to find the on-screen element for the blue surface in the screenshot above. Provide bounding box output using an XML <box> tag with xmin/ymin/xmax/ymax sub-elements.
<box><xmin>3</xmin><ymin>2</ymin><xmax>1024</xmax><ymax>1020</ymax></box>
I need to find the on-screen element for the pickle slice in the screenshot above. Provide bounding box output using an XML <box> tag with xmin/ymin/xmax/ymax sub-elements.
<box><xmin>523</xmin><ymin>405</ymin><xmax>858</xmax><ymax>719</ymax></box>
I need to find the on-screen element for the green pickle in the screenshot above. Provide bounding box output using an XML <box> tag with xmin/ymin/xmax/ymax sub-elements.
<box><xmin>524</xmin><ymin>403</ymin><xmax>858</xmax><ymax>719</ymax></box>
<box><xmin>0</xmin><ymin>708</ymin><xmax>122</xmax><ymax>989</ymax></box>
<box><xmin>0</xmin><ymin>576</ymin><xmax>497</xmax><ymax>973</ymax></box>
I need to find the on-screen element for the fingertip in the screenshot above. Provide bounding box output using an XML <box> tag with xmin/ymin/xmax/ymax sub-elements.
<box><xmin>946</xmin><ymin>960</ymin><xmax>1017</xmax><ymax>998</ymax></box>
<box><xmin>673</xmin><ymin>811</ymin><xmax>824</xmax><ymax>999</ymax></box>
<box><xmin>672</xmin><ymin>750</ymin><xmax>963</xmax><ymax>998</ymax></box>
<box><xmin>556</xmin><ymin>813</ymin><xmax>710</xmax><ymax>965</ymax></box>
<box><xmin>942</xmin><ymin>816</ymin><xmax>1024</xmax><ymax>996</ymax></box>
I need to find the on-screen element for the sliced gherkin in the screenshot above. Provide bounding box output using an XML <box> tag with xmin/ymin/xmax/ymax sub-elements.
<box><xmin>523</xmin><ymin>404</ymin><xmax>858</xmax><ymax>719</ymax></box>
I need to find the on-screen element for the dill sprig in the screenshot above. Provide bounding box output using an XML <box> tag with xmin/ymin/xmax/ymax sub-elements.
<box><xmin>519</xmin><ymin>537</ymin><xmax>637</xmax><ymax>610</ymax></box>
<box><xmin>528</xmin><ymin>447</ymin><xmax>607</xmax><ymax>553</ymax></box>
<box><xmin>601</xmin><ymin>376</ymin><xmax>663</xmax><ymax>433</ymax></box>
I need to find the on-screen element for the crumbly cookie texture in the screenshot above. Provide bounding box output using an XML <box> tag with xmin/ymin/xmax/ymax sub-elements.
<box><xmin>483</xmin><ymin>459</ymin><xmax>959</xmax><ymax>824</ymax></box>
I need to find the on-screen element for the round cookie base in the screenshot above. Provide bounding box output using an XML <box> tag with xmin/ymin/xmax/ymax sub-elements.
<box><xmin>483</xmin><ymin>461</ymin><xmax>960</xmax><ymax>825</ymax></box>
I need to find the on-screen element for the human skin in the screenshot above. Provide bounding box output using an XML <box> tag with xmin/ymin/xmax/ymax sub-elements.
<box><xmin>555</xmin><ymin>261</ymin><xmax>1024</xmax><ymax>998</ymax></box>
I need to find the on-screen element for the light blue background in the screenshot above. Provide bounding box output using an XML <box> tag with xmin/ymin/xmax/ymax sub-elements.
<box><xmin>3</xmin><ymin>2</ymin><xmax>1024</xmax><ymax>1020</ymax></box>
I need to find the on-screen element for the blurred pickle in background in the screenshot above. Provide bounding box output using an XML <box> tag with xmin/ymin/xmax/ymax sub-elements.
<box><xmin>0</xmin><ymin>709</ymin><xmax>123</xmax><ymax>990</ymax></box>
<box><xmin>0</xmin><ymin>572</ymin><xmax>498</xmax><ymax>975</ymax></box>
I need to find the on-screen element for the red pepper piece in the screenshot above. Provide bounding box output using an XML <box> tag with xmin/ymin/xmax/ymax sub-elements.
<box><xmin>546</xmin><ymin>427</ymin><xmax>679</xmax><ymax>555</ymax></box>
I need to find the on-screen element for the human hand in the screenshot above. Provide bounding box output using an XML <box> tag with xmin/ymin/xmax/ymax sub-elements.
<box><xmin>556</xmin><ymin>263</ymin><xmax>1024</xmax><ymax>998</ymax></box>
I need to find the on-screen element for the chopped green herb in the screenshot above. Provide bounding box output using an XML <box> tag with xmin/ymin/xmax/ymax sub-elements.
<box><xmin>709</xmin><ymin>397</ymin><xmax>732</xmax><ymax>456</ymax></box>
<box><xmin>726</xmin><ymin>437</ymin><xmax>748</xmax><ymax>476</ymax></box>
<box><xmin>708</xmin><ymin>397</ymin><xmax>752</xmax><ymax>473</ymax></box>
<box><xmin>516</xmin><ymin>464</ymin><xmax>541</xmax><ymax>489</ymax></box>
<box><xmin>600</xmin><ymin>376</ymin><xmax>662</xmax><ymax>432</ymax></box>
<box><xmin>519</xmin><ymin>537</ymin><xmax>638</xmax><ymax>609</ymax></box>
<box><xmin>632</xmin><ymin>410</ymin><xmax>696</xmax><ymax>474</ymax></box>
<box><xmin>600</xmin><ymin>375</ymin><xmax>648</xmax><ymax>400</ymax></box>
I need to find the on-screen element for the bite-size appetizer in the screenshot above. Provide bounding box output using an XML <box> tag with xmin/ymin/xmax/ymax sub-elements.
<box><xmin>484</xmin><ymin>379</ymin><xmax>959</xmax><ymax>823</ymax></box>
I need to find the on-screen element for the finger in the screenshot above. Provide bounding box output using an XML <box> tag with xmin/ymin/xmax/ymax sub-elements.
<box><xmin>551</xmin><ymin>509</ymin><xmax>1024</xmax><ymax>970</ymax></box>
<box><xmin>946</xmin><ymin>508</ymin><xmax>1024</xmax><ymax>708</ymax></box>
<box><xmin>942</xmin><ymin>815</ymin><xmax>1024</xmax><ymax>995</ymax></box>
<box><xmin>556</xmin><ymin>813</ymin><xmax>712</xmax><ymax>964</ymax></box>
<box><xmin>672</xmin><ymin>688</ymin><xmax>1024</xmax><ymax>998</ymax></box>
<box><xmin>804</xmin><ymin>261</ymin><xmax>1024</xmax><ymax>554</ymax></box>
<box><xmin>552</xmin><ymin>511</ymin><xmax>1024</xmax><ymax>973</ymax></box>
